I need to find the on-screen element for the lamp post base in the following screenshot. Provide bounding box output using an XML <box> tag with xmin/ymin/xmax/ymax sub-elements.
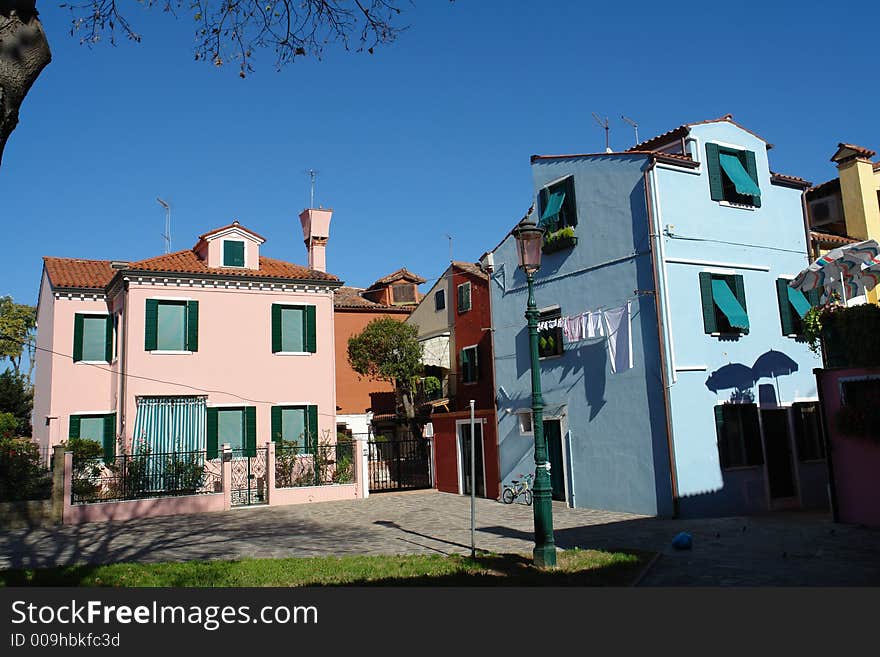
<box><xmin>533</xmin><ymin>544</ymin><xmax>557</xmax><ymax>569</ymax></box>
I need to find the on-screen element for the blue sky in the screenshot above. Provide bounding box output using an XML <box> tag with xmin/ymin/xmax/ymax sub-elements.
<box><xmin>1</xmin><ymin>0</ymin><xmax>878</xmax><ymax>308</ymax></box>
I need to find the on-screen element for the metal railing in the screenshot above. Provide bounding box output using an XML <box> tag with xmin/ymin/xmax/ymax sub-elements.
<box><xmin>71</xmin><ymin>450</ymin><xmax>222</xmax><ymax>504</ymax></box>
<box><xmin>274</xmin><ymin>440</ymin><xmax>357</xmax><ymax>488</ymax></box>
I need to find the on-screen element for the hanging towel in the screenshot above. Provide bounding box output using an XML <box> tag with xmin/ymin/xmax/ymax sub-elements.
<box><xmin>602</xmin><ymin>301</ymin><xmax>633</xmax><ymax>374</ymax></box>
<box><xmin>562</xmin><ymin>315</ymin><xmax>583</xmax><ymax>343</ymax></box>
<box><xmin>583</xmin><ymin>311</ymin><xmax>604</xmax><ymax>338</ymax></box>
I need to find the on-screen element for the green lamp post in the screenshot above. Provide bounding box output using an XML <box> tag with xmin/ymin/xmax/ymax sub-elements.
<box><xmin>512</xmin><ymin>210</ymin><xmax>556</xmax><ymax>568</ymax></box>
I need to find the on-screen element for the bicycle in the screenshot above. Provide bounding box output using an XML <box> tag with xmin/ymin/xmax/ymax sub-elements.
<box><xmin>501</xmin><ymin>473</ymin><xmax>533</xmax><ymax>505</ymax></box>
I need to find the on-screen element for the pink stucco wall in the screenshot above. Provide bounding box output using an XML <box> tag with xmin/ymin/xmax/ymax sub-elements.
<box><xmin>32</xmin><ymin>273</ymin><xmax>117</xmax><ymax>452</ymax></box>
<box><xmin>818</xmin><ymin>367</ymin><xmax>880</xmax><ymax>527</ymax></box>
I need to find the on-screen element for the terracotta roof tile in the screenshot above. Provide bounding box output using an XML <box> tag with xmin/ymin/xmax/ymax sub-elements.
<box><xmin>197</xmin><ymin>221</ymin><xmax>266</xmax><ymax>242</ymax></box>
<box><xmin>770</xmin><ymin>171</ymin><xmax>812</xmax><ymax>188</ymax></box>
<box><xmin>369</xmin><ymin>268</ymin><xmax>427</xmax><ymax>287</ymax></box>
<box><xmin>627</xmin><ymin>114</ymin><xmax>773</xmax><ymax>153</ymax></box>
<box><xmin>128</xmin><ymin>249</ymin><xmax>339</xmax><ymax>282</ymax></box>
<box><xmin>807</xmin><ymin>177</ymin><xmax>841</xmax><ymax>196</ymax></box>
<box><xmin>43</xmin><ymin>257</ymin><xmax>116</xmax><ymax>290</ymax></box>
<box><xmin>452</xmin><ymin>261</ymin><xmax>488</xmax><ymax>280</ymax></box>
<box><xmin>832</xmin><ymin>143</ymin><xmax>876</xmax><ymax>161</ymax></box>
<box><xmin>810</xmin><ymin>230</ymin><xmax>859</xmax><ymax>246</ymax></box>
<box><xmin>334</xmin><ymin>286</ymin><xmax>411</xmax><ymax>312</ymax></box>
<box><xmin>530</xmin><ymin>150</ymin><xmax>697</xmax><ymax>167</ymax></box>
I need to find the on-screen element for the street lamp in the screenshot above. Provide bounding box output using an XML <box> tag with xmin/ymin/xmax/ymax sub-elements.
<box><xmin>512</xmin><ymin>209</ymin><xmax>557</xmax><ymax>568</ymax></box>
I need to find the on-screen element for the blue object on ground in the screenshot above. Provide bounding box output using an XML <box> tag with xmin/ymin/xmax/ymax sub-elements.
<box><xmin>672</xmin><ymin>532</ymin><xmax>693</xmax><ymax>550</ymax></box>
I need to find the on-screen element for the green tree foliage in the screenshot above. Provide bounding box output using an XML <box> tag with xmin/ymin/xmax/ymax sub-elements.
<box><xmin>0</xmin><ymin>296</ymin><xmax>36</xmax><ymax>378</ymax></box>
<box><xmin>0</xmin><ymin>370</ymin><xmax>33</xmax><ymax>437</ymax></box>
<box><xmin>347</xmin><ymin>317</ymin><xmax>423</xmax><ymax>418</ymax></box>
<box><xmin>0</xmin><ymin>436</ymin><xmax>52</xmax><ymax>501</ymax></box>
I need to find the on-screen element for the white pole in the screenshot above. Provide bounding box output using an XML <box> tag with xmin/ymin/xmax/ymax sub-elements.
<box><xmin>469</xmin><ymin>399</ymin><xmax>476</xmax><ymax>559</ymax></box>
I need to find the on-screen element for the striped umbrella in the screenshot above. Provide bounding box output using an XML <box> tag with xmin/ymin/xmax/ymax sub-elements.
<box><xmin>844</xmin><ymin>259</ymin><xmax>880</xmax><ymax>298</ymax></box>
<box><xmin>790</xmin><ymin>239</ymin><xmax>880</xmax><ymax>302</ymax></box>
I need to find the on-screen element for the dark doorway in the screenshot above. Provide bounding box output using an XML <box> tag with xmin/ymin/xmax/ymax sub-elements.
<box><xmin>543</xmin><ymin>419</ymin><xmax>566</xmax><ymax>502</ymax></box>
<box><xmin>761</xmin><ymin>409</ymin><xmax>798</xmax><ymax>501</ymax></box>
<box><xmin>458</xmin><ymin>421</ymin><xmax>485</xmax><ymax>497</ymax></box>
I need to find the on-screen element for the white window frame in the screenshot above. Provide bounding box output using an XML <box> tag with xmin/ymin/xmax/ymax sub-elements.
<box><xmin>75</xmin><ymin>310</ymin><xmax>112</xmax><ymax>365</ymax></box>
<box><xmin>461</xmin><ymin>344</ymin><xmax>479</xmax><ymax>385</ymax></box>
<box><xmin>454</xmin><ymin>417</ymin><xmax>487</xmax><ymax>497</ymax></box>
<box><xmin>516</xmin><ymin>409</ymin><xmax>534</xmax><ymax>436</ymax></box>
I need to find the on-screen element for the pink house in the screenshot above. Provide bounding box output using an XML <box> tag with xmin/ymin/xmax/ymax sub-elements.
<box><xmin>33</xmin><ymin>210</ymin><xmax>342</xmax><ymax>477</ymax></box>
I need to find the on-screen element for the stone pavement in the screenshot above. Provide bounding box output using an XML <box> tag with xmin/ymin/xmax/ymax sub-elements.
<box><xmin>1</xmin><ymin>490</ymin><xmax>878</xmax><ymax>586</ymax></box>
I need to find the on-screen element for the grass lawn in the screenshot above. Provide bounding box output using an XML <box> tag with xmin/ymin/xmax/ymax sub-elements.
<box><xmin>0</xmin><ymin>548</ymin><xmax>653</xmax><ymax>587</ymax></box>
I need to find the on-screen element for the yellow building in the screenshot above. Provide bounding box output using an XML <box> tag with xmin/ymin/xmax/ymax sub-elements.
<box><xmin>805</xmin><ymin>143</ymin><xmax>880</xmax><ymax>305</ymax></box>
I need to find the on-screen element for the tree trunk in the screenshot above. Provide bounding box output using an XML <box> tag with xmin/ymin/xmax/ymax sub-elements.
<box><xmin>0</xmin><ymin>1</ymin><xmax>51</xmax><ymax>167</ymax></box>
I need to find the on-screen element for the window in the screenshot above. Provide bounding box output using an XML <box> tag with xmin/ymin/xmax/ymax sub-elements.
<box><xmin>714</xmin><ymin>403</ymin><xmax>764</xmax><ymax>469</ymax></box>
<box><xmin>706</xmin><ymin>143</ymin><xmax>761</xmax><ymax>207</ymax></box>
<box><xmin>271</xmin><ymin>405</ymin><xmax>318</xmax><ymax>454</ymax></box>
<box><xmin>73</xmin><ymin>314</ymin><xmax>112</xmax><ymax>363</ymax></box>
<box><xmin>112</xmin><ymin>313</ymin><xmax>119</xmax><ymax>361</ymax></box>
<box><xmin>435</xmin><ymin>289</ymin><xmax>446</xmax><ymax>311</ymax></box>
<box><xmin>460</xmin><ymin>345</ymin><xmax>479</xmax><ymax>384</ymax></box>
<box><xmin>538</xmin><ymin>175</ymin><xmax>578</xmax><ymax>232</ymax></box>
<box><xmin>391</xmin><ymin>284</ymin><xmax>416</xmax><ymax>304</ymax></box>
<box><xmin>206</xmin><ymin>406</ymin><xmax>256</xmax><ymax>457</ymax></box>
<box><xmin>69</xmin><ymin>412</ymin><xmax>116</xmax><ymax>462</ymax></box>
<box><xmin>271</xmin><ymin>304</ymin><xmax>316</xmax><ymax>353</ymax></box>
<box><xmin>457</xmin><ymin>282</ymin><xmax>471</xmax><ymax>313</ymax></box>
<box><xmin>145</xmin><ymin>300</ymin><xmax>199</xmax><ymax>352</ymax></box>
<box><xmin>538</xmin><ymin>308</ymin><xmax>564</xmax><ymax>358</ymax></box>
<box><xmin>792</xmin><ymin>402</ymin><xmax>825</xmax><ymax>461</ymax></box>
<box><xmin>223</xmin><ymin>240</ymin><xmax>245</xmax><ymax>267</ymax></box>
<box><xmin>698</xmin><ymin>273</ymin><xmax>749</xmax><ymax>335</ymax></box>
<box><xmin>517</xmin><ymin>411</ymin><xmax>534</xmax><ymax>435</ymax></box>
<box><xmin>776</xmin><ymin>278</ymin><xmax>819</xmax><ymax>337</ymax></box>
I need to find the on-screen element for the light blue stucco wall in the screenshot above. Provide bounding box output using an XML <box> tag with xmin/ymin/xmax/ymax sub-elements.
<box><xmin>489</xmin><ymin>155</ymin><xmax>674</xmax><ymax>517</ymax></box>
<box><xmin>653</xmin><ymin>121</ymin><xmax>825</xmax><ymax>516</ymax></box>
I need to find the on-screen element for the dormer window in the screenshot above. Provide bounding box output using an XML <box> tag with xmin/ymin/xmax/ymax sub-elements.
<box><xmin>392</xmin><ymin>283</ymin><xmax>416</xmax><ymax>304</ymax></box>
<box><xmin>223</xmin><ymin>240</ymin><xmax>246</xmax><ymax>267</ymax></box>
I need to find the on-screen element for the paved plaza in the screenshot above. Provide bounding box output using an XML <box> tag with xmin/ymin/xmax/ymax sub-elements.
<box><xmin>2</xmin><ymin>491</ymin><xmax>879</xmax><ymax>585</ymax></box>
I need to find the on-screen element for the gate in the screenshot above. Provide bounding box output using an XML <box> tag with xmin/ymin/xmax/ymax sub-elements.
<box><xmin>229</xmin><ymin>447</ymin><xmax>268</xmax><ymax>507</ymax></box>
<box><xmin>367</xmin><ymin>435</ymin><xmax>431</xmax><ymax>492</ymax></box>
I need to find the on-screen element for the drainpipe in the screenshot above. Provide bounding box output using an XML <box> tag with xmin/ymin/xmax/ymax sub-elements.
<box><xmin>119</xmin><ymin>279</ymin><xmax>129</xmax><ymax>453</ymax></box>
<box><xmin>644</xmin><ymin>162</ymin><xmax>680</xmax><ymax>516</ymax></box>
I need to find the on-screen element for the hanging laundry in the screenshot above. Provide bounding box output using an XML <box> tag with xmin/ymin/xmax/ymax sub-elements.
<box><xmin>602</xmin><ymin>301</ymin><xmax>633</xmax><ymax>374</ymax></box>
<box><xmin>562</xmin><ymin>315</ymin><xmax>583</xmax><ymax>343</ymax></box>
<box><xmin>582</xmin><ymin>311</ymin><xmax>604</xmax><ymax>338</ymax></box>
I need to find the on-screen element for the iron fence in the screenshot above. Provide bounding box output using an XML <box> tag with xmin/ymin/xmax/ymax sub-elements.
<box><xmin>275</xmin><ymin>440</ymin><xmax>357</xmax><ymax>488</ymax></box>
<box><xmin>71</xmin><ymin>450</ymin><xmax>222</xmax><ymax>504</ymax></box>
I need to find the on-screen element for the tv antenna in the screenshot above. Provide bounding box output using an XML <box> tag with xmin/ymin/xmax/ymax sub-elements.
<box><xmin>446</xmin><ymin>234</ymin><xmax>453</xmax><ymax>263</ymax></box>
<box><xmin>621</xmin><ymin>115</ymin><xmax>639</xmax><ymax>146</ymax></box>
<box><xmin>592</xmin><ymin>112</ymin><xmax>612</xmax><ymax>153</ymax></box>
<box><xmin>305</xmin><ymin>169</ymin><xmax>320</xmax><ymax>208</ymax></box>
<box><xmin>156</xmin><ymin>197</ymin><xmax>171</xmax><ymax>253</ymax></box>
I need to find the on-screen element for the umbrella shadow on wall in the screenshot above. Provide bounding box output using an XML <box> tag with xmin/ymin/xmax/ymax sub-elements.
<box><xmin>705</xmin><ymin>350</ymin><xmax>799</xmax><ymax>402</ymax></box>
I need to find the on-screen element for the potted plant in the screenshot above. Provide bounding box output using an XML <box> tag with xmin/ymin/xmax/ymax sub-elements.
<box><xmin>542</xmin><ymin>226</ymin><xmax>577</xmax><ymax>254</ymax></box>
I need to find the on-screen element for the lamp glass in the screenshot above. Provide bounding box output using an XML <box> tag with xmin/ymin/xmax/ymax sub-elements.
<box><xmin>515</xmin><ymin>226</ymin><xmax>543</xmax><ymax>274</ymax></box>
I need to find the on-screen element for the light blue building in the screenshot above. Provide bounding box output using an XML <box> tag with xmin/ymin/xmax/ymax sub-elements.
<box><xmin>486</xmin><ymin>115</ymin><xmax>828</xmax><ymax>517</ymax></box>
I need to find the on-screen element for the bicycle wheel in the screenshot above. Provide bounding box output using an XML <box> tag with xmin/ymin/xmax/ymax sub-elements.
<box><xmin>523</xmin><ymin>490</ymin><xmax>533</xmax><ymax>506</ymax></box>
<box><xmin>502</xmin><ymin>487</ymin><xmax>515</xmax><ymax>504</ymax></box>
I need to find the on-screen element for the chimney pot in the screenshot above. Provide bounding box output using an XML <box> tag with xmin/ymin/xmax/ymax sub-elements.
<box><xmin>300</xmin><ymin>208</ymin><xmax>333</xmax><ymax>272</ymax></box>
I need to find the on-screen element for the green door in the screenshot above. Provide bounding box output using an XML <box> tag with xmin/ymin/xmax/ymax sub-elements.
<box><xmin>543</xmin><ymin>419</ymin><xmax>565</xmax><ymax>501</ymax></box>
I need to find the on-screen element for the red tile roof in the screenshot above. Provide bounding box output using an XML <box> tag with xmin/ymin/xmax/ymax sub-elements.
<box><xmin>452</xmin><ymin>261</ymin><xmax>489</xmax><ymax>280</ymax></box>
<box><xmin>810</xmin><ymin>230</ymin><xmax>859</xmax><ymax>246</ymax></box>
<box><xmin>43</xmin><ymin>257</ymin><xmax>116</xmax><ymax>290</ymax></box>
<box><xmin>530</xmin><ymin>150</ymin><xmax>697</xmax><ymax>167</ymax></box>
<box><xmin>369</xmin><ymin>268</ymin><xmax>427</xmax><ymax>287</ymax></box>
<box><xmin>334</xmin><ymin>286</ymin><xmax>411</xmax><ymax>312</ymax></box>
<box><xmin>770</xmin><ymin>172</ymin><xmax>812</xmax><ymax>188</ymax></box>
<box><xmin>128</xmin><ymin>249</ymin><xmax>339</xmax><ymax>282</ymax></box>
<box><xmin>197</xmin><ymin>221</ymin><xmax>266</xmax><ymax>242</ymax></box>
<box><xmin>628</xmin><ymin>114</ymin><xmax>773</xmax><ymax>153</ymax></box>
<box><xmin>831</xmin><ymin>143</ymin><xmax>876</xmax><ymax>162</ymax></box>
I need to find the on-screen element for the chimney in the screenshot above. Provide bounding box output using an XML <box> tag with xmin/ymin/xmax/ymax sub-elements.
<box><xmin>299</xmin><ymin>207</ymin><xmax>333</xmax><ymax>272</ymax></box>
<box><xmin>832</xmin><ymin>143</ymin><xmax>880</xmax><ymax>241</ymax></box>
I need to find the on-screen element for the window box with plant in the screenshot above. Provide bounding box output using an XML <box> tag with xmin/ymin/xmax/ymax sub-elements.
<box><xmin>538</xmin><ymin>175</ymin><xmax>578</xmax><ymax>254</ymax></box>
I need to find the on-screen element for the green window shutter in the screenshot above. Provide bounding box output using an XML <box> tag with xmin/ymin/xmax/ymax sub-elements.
<box><xmin>706</xmin><ymin>143</ymin><xmax>724</xmax><ymax>201</ymax></box>
<box><xmin>307</xmin><ymin>405</ymin><xmax>319</xmax><ymax>454</ymax></box>
<box><xmin>714</xmin><ymin>406</ymin><xmax>727</xmax><ymax>468</ymax></box>
<box><xmin>224</xmin><ymin>240</ymin><xmax>245</xmax><ymax>267</ymax></box>
<box><xmin>731</xmin><ymin>275</ymin><xmax>749</xmax><ymax>335</ymax></box>
<box><xmin>742</xmin><ymin>150</ymin><xmax>761</xmax><ymax>207</ymax></box>
<box><xmin>271</xmin><ymin>304</ymin><xmax>282</xmax><ymax>353</ymax></box>
<box><xmin>564</xmin><ymin>176</ymin><xmax>578</xmax><ymax>227</ymax></box>
<box><xmin>776</xmin><ymin>278</ymin><xmax>795</xmax><ymax>336</ymax></box>
<box><xmin>271</xmin><ymin>406</ymin><xmax>282</xmax><ymax>444</ymax></box>
<box><xmin>305</xmin><ymin>305</ymin><xmax>317</xmax><ymax>353</ymax></box>
<box><xmin>104</xmin><ymin>314</ymin><xmax>113</xmax><ymax>362</ymax></box>
<box><xmin>699</xmin><ymin>272</ymin><xmax>718</xmax><ymax>334</ymax></box>
<box><xmin>186</xmin><ymin>300</ymin><xmax>199</xmax><ymax>352</ymax></box>
<box><xmin>144</xmin><ymin>299</ymin><xmax>159</xmax><ymax>351</ymax></box>
<box><xmin>68</xmin><ymin>415</ymin><xmax>81</xmax><ymax>440</ymax></box>
<box><xmin>806</xmin><ymin>288</ymin><xmax>820</xmax><ymax>307</ymax></box>
<box><xmin>245</xmin><ymin>406</ymin><xmax>257</xmax><ymax>457</ymax></box>
<box><xmin>473</xmin><ymin>347</ymin><xmax>480</xmax><ymax>381</ymax></box>
<box><xmin>102</xmin><ymin>413</ymin><xmax>116</xmax><ymax>462</ymax></box>
<box><xmin>73</xmin><ymin>314</ymin><xmax>84</xmax><ymax>362</ymax></box>
<box><xmin>206</xmin><ymin>408</ymin><xmax>219</xmax><ymax>459</ymax></box>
